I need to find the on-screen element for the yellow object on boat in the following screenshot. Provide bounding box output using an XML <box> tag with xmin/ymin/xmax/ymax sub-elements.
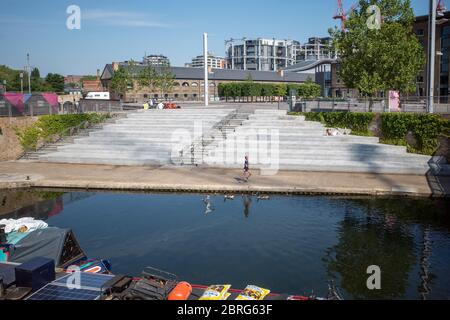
<box><xmin>199</xmin><ymin>285</ymin><xmax>231</xmax><ymax>300</ymax></box>
<box><xmin>236</xmin><ymin>285</ymin><xmax>270</xmax><ymax>301</ymax></box>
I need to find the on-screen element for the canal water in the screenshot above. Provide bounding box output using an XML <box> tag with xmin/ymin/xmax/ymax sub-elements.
<box><xmin>1</xmin><ymin>190</ymin><xmax>449</xmax><ymax>300</ymax></box>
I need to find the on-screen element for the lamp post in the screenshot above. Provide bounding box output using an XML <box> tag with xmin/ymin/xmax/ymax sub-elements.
<box><xmin>427</xmin><ymin>0</ymin><xmax>437</xmax><ymax>114</ymax></box>
<box><xmin>20</xmin><ymin>72</ymin><xmax>24</xmax><ymax>94</ymax></box>
<box><xmin>27</xmin><ymin>53</ymin><xmax>31</xmax><ymax>94</ymax></box>
<box><xmin>437</xmin><ymin>51</ymin><xmax>443</xmax><ymax>104</ymax></box>
<box><xmin>203</xmin><ymin>33</ymin><xmax>209</xmax><ymax>107</ymax></box>
<box><xmin>2</xmin><ymin>80</ymin><xmax>6</xmax><ymax>93</ymax></box>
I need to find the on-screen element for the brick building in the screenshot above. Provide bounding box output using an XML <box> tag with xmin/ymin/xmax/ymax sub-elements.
<box><xmin>100</xmin><ymin>62</ymin><xmax>311</xmax><ymax>102</ymax></box>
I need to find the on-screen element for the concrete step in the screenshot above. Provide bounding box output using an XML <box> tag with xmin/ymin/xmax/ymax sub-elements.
<box><xmin>205</xmin><ymin>143</ymin><xmax>408</xmax><ymax>154</ymax></box>
<box><xmin>242</xmin><ymin>122</ymin><xmax>324</xmax><ymax>128</ymax></box>
<box><xmin>102</xmin><ymin>124</ymin><xmax>220</xmax><ymax>131</ymax></box>
<box><xmin>127</xmin><ymin>113</ymin><xmax>233</xmax><ymax>118</ymax></box>
<box><xmin>39</xmin><ymin>154</ymin><xmax>173</xmax><ymax>166</ymax></box>
<box><xmin>88</xmin><ymin>131</ymin><xmax>207</xmax><ymax>138</ymax></box>
<box><xmin>203</xmin><ymin>151</ymin><xmax>430</xmax><ymax>163</ymax></box>
<box><xmin>202</xmin><ymin>161</ymin><xmax>431</xmax><ymax>175</ymax></box>
<box><xmin>226</xmin><ymin>133</ymin><xmax>380</xmax><ymax>143</ymax></box>
<box><xmin>73</xmin><ymin>137</ymin><xmax>225</xmax><ymax>145</ymax></box>
<box><xmin>57</xmin><ymin>144</ymin><xmax>183</xmax><ymax>153</ymax></box>
<box><xmin>254</xmin><ymin>110</ymin><xmax>287</xmax><ymax>114</ymax></box>
<box><xmin>116</xmin><ymin>120</ymin><xmax>225</xmax><ymax>125</ymax></box>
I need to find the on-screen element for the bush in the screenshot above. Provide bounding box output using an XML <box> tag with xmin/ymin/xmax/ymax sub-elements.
<box><xmin>289</xmin><ymin>112</ymin><xmax>375</xmax><ymax>136</ymax></box>
<box><xmin>14</xmin><ymin>113</ymin><xmax>110</xmax><ymax>153</ymax></box>
<box><xmin>381</xmin><ymin>113</ymin><xmax>447</xmax><ymax>155</ymax></box>
<box><xmin>218</xmin><ymin>82</ymin><xmax>321</xmax><ymax>100</ymax></box>
<box><xmin>289</xmin><ymin>111</ymin><xmax>450</xmax><ymax>155</ymax></box>
<box><xmin>14</xmin><ymin>125</ymin><xmax>42</xmax><ymax>152</ymax></box>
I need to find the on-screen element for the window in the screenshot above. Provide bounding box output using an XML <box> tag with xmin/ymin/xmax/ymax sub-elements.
<box><xmin>154</xmin><ymin>94</ymin><xmax>159</xmax><ymax>98</ymax></box>
<box><xmin>191</xmin><ymin>82</ymin><xmax>198</xmax><ymax>87</ymax></box>
<box><xmin>174</xmin><ymin>94</ymin><xmax>179</xmax><ymax>98</ymax></box>
<box><xmin>416</xmin><ymin>29</ymin><xmax>424</xmax><ymax>36</ymax></box>
<box><xmin>184</xmin><ymin>94</ymin><xmax>188</xmax><ymax>98</ymax></box>
<box><xmin>174</xmin><ymin>82</ymin><xmax>180</xmax><ymax>86</ymax></box>
<box><xmin>143</xmin><ymin>94</ymin><xmax>148</xmax><ymax>98</ymax></box>
<box><xmin>182</xmin><ymin>82</ymin><xmax>190</xmax><ymax>87</ymax></box>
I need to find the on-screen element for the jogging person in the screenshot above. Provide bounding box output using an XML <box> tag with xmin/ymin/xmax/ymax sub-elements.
<box><xmin>243</xmin><ymin>155</ymin><xmax>252</xmax><ymax>182</ymax></box>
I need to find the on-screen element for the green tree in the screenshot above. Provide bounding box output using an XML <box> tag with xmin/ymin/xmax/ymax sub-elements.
<box><xmin>274</xmin><ymin>83</ymin><xmax>287</xmax><ymax>98</ymax></box>
<box><xmin>45</xmin><ymin>73</ymin><xmax>65</xmax><ymax>92</ymax></box>
<box><xmin>138</xmin><ymin>65</ymin><xmax>158</xmax><ymax>93</ymax></box>
<box><xmin>155</xmin><ymin>64</ymin><xmax>176</xmax><ymax>99</ymax></box>
<box><xmin>31</xmin><ymin>67</ymin><xmax>40</xmax><ymax>80</ymax></box>
<box><xmin>230</xmin><ymin>83</ymin><xmax>241</xmax><ymax>102</ymax></box>
<box><xmin>109</xmin><ymin>66</ymin><xmax>133</xmax><ymax>99</ymax></box>
<box><xmin>330</xmin><ymin>0</ymin><xmax>425</xmax><ymax>111</ymax></box>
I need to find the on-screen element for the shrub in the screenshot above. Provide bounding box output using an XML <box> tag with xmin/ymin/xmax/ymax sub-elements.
<box><xmin>218</xmin><ymin>82</ymin><xmax>321</xmax><ymax>100</ymax></box>
<box><xmin>14</xmin><ymin>125</ymin><xmax>42</xmax><ymax>152</ymax></box>
<box><xmin>289</xmin><ymin>111</ymin><xmax>449</xmax><ymax>155</ymax></box>
<box><xmin>289</xmin><ymin>112</ymin><xmax>375</xmax><ymax>136</ymax></box>
<box><xmin>14</xmin><ymin>113</ymin><xmax>110</xmax><ymax>153</ymax></box>
<box><xmin>381</xmin><ymin>113</ymin><xmax>447</xmax><ymax>155</ymax></box>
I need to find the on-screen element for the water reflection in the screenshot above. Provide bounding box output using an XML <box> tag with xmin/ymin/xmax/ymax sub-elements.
<box><xmin>323</xmin><ymin>198</ymin><xmax>449</xmax><ymax>300</ymax></box>
<box><xmin>242</xmin><ymin>195</ymin><xmax>252</xmax><ymax>218</ymax></box>
<box><xmin>0</xmin><ymin>190</ymin><xmax>94</xmax><ymax>220</ymax></box>
<box><xmin>1</xmin><ymin>190</ymin><xmax>449</xmax><ymax>299</ymax></box>
<box><xmin>324</xmin><ymin>208</ymin><xmax>416</xmax><ymax>299</ymax></box>
<box><xmin>203</xmin><ymin>195</ymin><xmax>214</xmax><ymax>215</ymax></box>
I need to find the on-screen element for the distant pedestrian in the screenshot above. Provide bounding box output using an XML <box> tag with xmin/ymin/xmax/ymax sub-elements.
<box><xmin>243</xmin><ymin>155</ymin><xmax>251</xmax><ymax>182</ymax></box>
<box><xmin>149</xmin><ymin>99</ymin><xmax>154</xmax><ymax>108</ymax></box>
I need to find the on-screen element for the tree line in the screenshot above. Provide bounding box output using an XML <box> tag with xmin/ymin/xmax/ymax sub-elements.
<box><xmin>109</xmin><ymin>62</ymin><xmax>176</xmax><ymax>99</ymax></box>
<box><xmin>0</xmin><ymin>65</ymin><xmax>65</xmax><ymax>93</ymax></box>
<box><xmin>218</xmin><ymin>80</ymin><xmax>322</xmax><ymax>102</ymax></box>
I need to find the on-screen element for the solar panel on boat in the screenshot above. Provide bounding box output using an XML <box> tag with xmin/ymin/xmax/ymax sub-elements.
<box><xmin>53</xmin><ymin>272</ymin><xmax>114</xmax><ymax>290</ymax></box>
<box><xmin>27</xmin><ymin>284</ymin><xmax>101</xmax><ymax>300</ymax></box>
<box><xmin>26</xmin><ymin>272</ymin><xmax>115</xmax><ymax>300</ymax></box>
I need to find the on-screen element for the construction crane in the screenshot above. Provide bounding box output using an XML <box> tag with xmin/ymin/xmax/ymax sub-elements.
<box><xmin>437</xmin><ymin>0</ymin><xmax>447</xmax><ymax>16</ymax></box>
<box><xmin>333</xmin><ymin>0</ymin><xmax>358</xmax><ymax>31</ymax></box>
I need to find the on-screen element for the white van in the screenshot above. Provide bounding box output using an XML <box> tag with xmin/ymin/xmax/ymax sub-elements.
<box><xmin>85</xmin><ymin>92</ymin><xmax>110</xmax><ymax>100</ymax></box>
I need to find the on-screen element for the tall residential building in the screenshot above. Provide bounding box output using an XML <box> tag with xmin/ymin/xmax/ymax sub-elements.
<box><xmin>225</xmin><ymin>38</ymin><xmax>300</xmax><ymax>71</ymax></box>
<box><xmin>297</xmin><ymin>37</ymin><xmax>334</xmax><ymax>61</ymax></box>
<box><xmin>143</xmin><ymin>54</ymin><xmax>170</xmax><ymax>67</ymax></box>
<box><xmin>186</xmin><ymin>53</ymin><xmax>226</xmax><ymax>69</ymax></box>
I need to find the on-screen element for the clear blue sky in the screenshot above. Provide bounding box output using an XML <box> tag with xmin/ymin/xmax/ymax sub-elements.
<box><xmin>0</xmin><ymin>0</ymin><xmax>429</xmax><ymax>76</ymax></box>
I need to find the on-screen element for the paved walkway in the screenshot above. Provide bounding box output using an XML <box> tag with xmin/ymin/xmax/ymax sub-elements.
<box><xmin>0</xmin><ymin>161</ymin><xmax>446</xmax><ymax>197</ymax></box>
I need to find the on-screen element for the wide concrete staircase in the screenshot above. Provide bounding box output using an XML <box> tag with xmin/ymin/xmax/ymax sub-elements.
<box><xmin>38</xmin><ymin>108</ymin><xmax>443</xmax><ymax>175</ymax></box>
<box><xmin>39</xmin><ymin>109</ymin><xmax>235</xmax><ymax>166</ymax></box>
<box><xmin>201</xmin><ymin>110</ymin><xmax>435</xmax><ymax>175</ymax></box>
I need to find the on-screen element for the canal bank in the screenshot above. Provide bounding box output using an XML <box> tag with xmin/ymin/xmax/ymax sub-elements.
<box><xmin>0</xmin><ymin>161</ymin><xmax>447</xmax><ymax>197</ymax></box>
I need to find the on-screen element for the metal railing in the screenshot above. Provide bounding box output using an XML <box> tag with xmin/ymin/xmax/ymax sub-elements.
<box><xmin>293</xmin><ymin>96</ymin><xmax>450</xmax><ymax>114</ymax></box>
<box><xmin>0</xmin><ymin>95</ymin><xmax>124</xmax><ymax>118</ymax></box>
